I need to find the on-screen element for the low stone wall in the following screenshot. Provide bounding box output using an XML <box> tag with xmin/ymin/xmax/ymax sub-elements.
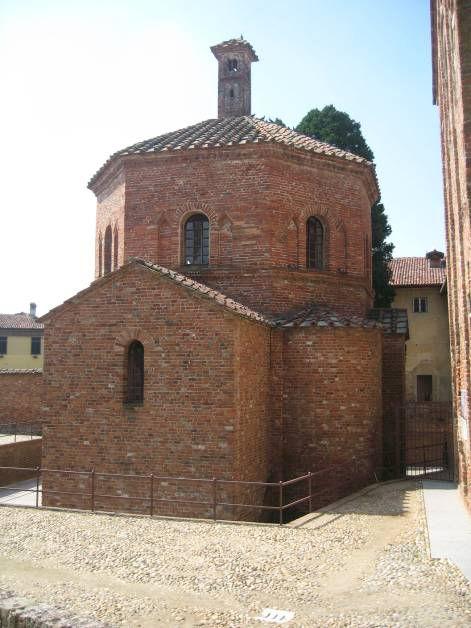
<box><xmin>0</xmin><ymin>439</ymin><xmax>42</xmax><ymax>485</ymax></box>
<box><xmin>0</xmin><ymin>587</ymin><xmax>108</xmax><ymax>627</ymax></box>
<box><xmin>0</xmin><ymin>370</ymin><xmax>44</xmax><ymax>425</ymax></box>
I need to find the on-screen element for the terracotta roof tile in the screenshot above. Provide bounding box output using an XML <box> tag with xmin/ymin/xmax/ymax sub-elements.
<box><xmin>274</xmin><ymin>305</ymin><xmax>381</xmax><ymax>330</ymax></box>
<box><xmin>0</xmin><ymin>313</ymin><xmax>44</xmax><ymax>330</ymax></box>
<box><xmin>210</xmin><ymin>37</ymin><xmax>258</xmax><ymax>61</ymax></box>
<box><xmin>88</xmin><ymin>117</ymin><xmax>372</xmax><ymax>188</ymax></box>
<box><xmin>389</xmin><ymin>257</ymin><xmax>446</xmax><ymax>287</ymax></box>
<box><xmin>139</xmin><ymin>260</ymin><xmax>273</xmax><ymax>326</ymax></box>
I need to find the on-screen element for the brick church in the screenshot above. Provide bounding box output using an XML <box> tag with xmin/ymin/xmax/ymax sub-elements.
<box><xmin>40</xmin><ymin>38</ymin><xmax>408</xmax><ymax>516</ymax></box>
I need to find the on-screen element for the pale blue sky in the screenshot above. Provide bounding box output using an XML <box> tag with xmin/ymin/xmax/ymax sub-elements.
<box><xmin>0</xmin><ymin>0</ymin><xmax>443</xmax><ymax>315</ymax></box>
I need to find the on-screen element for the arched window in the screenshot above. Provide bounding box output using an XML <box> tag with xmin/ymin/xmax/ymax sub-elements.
<box><xmin>98</xmin><ymin>234</ymin><xmax>103</xmax><ymax>277</ymax></box>
<box><xmin>306</xmin><ymin>217</ymin><xmax>324</xmax><ymax>269</ymax></box>
<box><xmin>126</xmin><ymin>341</ymin><xmax>144</xmax><ymax>404</ymax></box>
<box><xmin>227</xmin><ymin>58</ymin><xmax>238</xmax><ymax>72</ymax></box>
<box><xmin>104</xmin><ymin>226</ymin><xmax>112</xmax><ymax>274</ymax></box>
<box><xmin>113</xmin><ymin>226</ymin><xmax>119</xmax><ymax>270</ymax></box>
<box><xmin>184</xmin><ymin>214</ymin><xmax>209</xmax><ymax>265</ymax></box>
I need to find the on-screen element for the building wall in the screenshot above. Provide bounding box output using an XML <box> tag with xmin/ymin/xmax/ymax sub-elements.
<box><xmin>0</xmin><ymin>334</ymin><xmax>43</xmax><ymax>370</ymax></box>
<box><xmin>41</xmin><ymin>263</ymin><xmax>273</xmax><ymax>517</ymax></box>
<box><xmin>433</xmin><ymin>0</ymin><xmax>471</xmax><ymax>509</ymax></box>
<box><xmin>93</xmin><ymin>144</ymin><xmax>375</xmax><ymax>317</ymax></box>
<box><xmin>392</xmin><ymin>286</ymin><xmax>451</xmax><ymax>401</ymax></box>
<box><xmin>282</xmin><ymin>327</ymin><xmax>383</xmax><ymax>508</ymax></box>
<box><xmin>0</xmin><ymin>371</ymin><xmax>44</xmax><ymax>424</ymax></box>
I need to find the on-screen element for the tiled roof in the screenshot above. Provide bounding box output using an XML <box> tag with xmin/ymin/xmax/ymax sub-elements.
<box><xmin>0</xmin><ymin>313</ymin><xmax>43</xmax><ymax>330</ymax></box>
<box><xmin>41</xmin><ymin>259</ymin><xmax>404</xmax><ymax>337</ymax></box>
<box><xmin>389</xmin><ymin>257</ymin><xmax>446</xmax><ymax>287</ymax></box>
<box><xmin>274</xmin><ymin>305</ymin><xmax>381</xmax><ymax>330</ymax></box>
<box><xmin>369</xmin><ymin>308</ymin><xmax>409</xmax><ymax>337</ymax></box>
<box><xmin>210</xmin><ymin>37</ymin><xmax>258</xmax><ymax>61</ymax></box>
<box><xmin>139</xmin><ymin>260</ymin><xmax>273</xmax><ymax>325</ymax></box>
<box><xmin>0</xmin><ymin>369</ymin><xmax>42</xmax><ymax>374</ymax></box>
<box><xmin>88</xmin><ymin>116</ymin><xmax>372</xmax><ymax>188</ymax></box>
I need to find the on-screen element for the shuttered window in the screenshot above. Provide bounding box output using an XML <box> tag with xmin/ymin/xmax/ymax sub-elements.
<box><xmin>0</xmin><ymin>337</ymin><xmax>7</xmax><ymax>354</ymax></box>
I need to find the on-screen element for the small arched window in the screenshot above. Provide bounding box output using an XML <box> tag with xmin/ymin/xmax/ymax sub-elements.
<box><xmin>104</xmin><ymin>226</ymin><xmax>112</xmax><ymax>274</ymax></box>
<box><xmin>98</xmin><ymin>234</ymin><xmax>103</xmax><ymax>277</ymax></box>
<box><xmin>126</xmin><ymin>341</ymin><xmax>144</xmax><ymax>404</ymax></box>
<box><xmin>227</xmin><ymin>58</ymin><xmax>238</xmax><ymax>72</ymax></box>
<box><xmin>113</xmin><ymin>226</ymin><xmax>119</xmax><ymax>270</ymax></box>
<box><xmin>306</xmin><ymin>217</ymin><xmax>324</xmax><ymax>269</ymax></box>
<box><xmin>184</xmin><ymin>214</ymin><xmax>209</xmax><ymax>265</ymax></box>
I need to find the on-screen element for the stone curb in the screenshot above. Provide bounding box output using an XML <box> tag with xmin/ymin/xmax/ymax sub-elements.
<box><xmin>0</xmin><ymin>588</ymin><xmax>110</xmax><ymax>628</ymax></box>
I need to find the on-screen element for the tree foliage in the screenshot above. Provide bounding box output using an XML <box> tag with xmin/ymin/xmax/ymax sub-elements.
<box><xmin>295</xmin><ymin>105</ymin><xmax>395</xmax><ymax>307</ymax></box>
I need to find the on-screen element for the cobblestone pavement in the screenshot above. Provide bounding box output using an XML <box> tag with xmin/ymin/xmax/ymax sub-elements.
<box><xmin>0</xmin><ymin>480</ymin><xmax>470</xmax><ymax>627</ymax></box>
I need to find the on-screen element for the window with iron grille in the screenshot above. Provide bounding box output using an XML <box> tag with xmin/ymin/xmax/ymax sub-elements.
<box><xmin>31</xmin><ymin>336</ymin><xmax>41</xmax><ymax>355</ymax></box>
<box><xmin>413</xmin><ymin>296</ymin><xmax>428</xmax><ymax>313</ymax></box>
<box><xmin>417</xmin><ymin>375</ymin><xmax>433</xmax><ymax>401</ymax></box>
<box><xmin>184</xmin><ymin>214</ymin><xmax>209</xmax><ymax>265</ymax></box>
<box><xmin>0</xmin><ymin>337</ymin><xmax>6</xmax><ymax>355</ymax></box>
<box><xmin>306</xmin><ymin>217</ymin><xmax>324</xmax><ymax>269</ymax></box>
<box><xmin>126</xmin><ymin>340</ymin><xmax>144</xmax><ymax>404</ymax></box>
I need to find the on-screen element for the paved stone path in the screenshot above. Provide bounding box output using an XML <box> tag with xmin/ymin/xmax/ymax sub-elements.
<box><xmin>0</xmin><ymin>480</ymin><xmax>470</xmax><ymax>626</ymax></box>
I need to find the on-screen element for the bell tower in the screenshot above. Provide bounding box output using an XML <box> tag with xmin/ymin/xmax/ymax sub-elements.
<box><xmin>211</xmin><ymin>37</ymin><xmax>259</xmax><ymax>119</ymax></box>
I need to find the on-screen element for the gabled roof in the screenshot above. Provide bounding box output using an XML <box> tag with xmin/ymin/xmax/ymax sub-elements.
<box><xmin>40</xmin><ymin>259</ymin><xmax>273</xmax><ymax>327</ymax></box>
<box><xmin>88</xmin><ymin>116</ymin><xmax>373</xmax><ymax>189</ymax></box>
<box><xmin>41</xmin><ymin>259</ymin><xmax>405</xmax><ymax>337</ymax></box>
<box><xmin>389</xmin><ymin>257</ymin><xmax>446</xmax><ymax>287</ymax></box>
<box><xmin>0</xmin><ymin>313</ymin><xmax>43</xmax><ymax>330</ymax></box>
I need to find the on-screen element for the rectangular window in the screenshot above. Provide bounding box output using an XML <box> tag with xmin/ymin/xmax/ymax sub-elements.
<box><xmin>31</xmin><ymin>336</ymin><xmax>41</xmax><ymax>355</ymax></box>
<box><xmin>0</xmin><ymin>337</ymin><xmax>6</xmax><ymax>354</ymax></box>
<box><xmin>417</xmin><ymin>375</ymin><xmax>433</xmax><ymax>401</ymax></box>
<box><xmin>413</xmin><ymin>297</ymin><xmax>428</xmax><ymax>313</ymax></box>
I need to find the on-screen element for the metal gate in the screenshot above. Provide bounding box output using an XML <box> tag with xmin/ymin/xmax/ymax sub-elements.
<box><xmin>385</xmin><ymin>402</ymin><xmax>454</xmax><ymax>481</ymax></box>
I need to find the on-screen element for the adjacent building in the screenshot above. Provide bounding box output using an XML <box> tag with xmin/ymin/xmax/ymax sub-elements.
<box><xmin>0</xmin><ymin>304</ymin><xmax>44</xmax><ymax>370</ymax></box>
<box><xmin>431</xmin><ymin>0</ymin><xmax>471</xmax><ymax>509</ymax></box>
<box><xmin>390</xmin><ymin>250</ymin><xmax>451</xmax><ymax>402</ymax></box>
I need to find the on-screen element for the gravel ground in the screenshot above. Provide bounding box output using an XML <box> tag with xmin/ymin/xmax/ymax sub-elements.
<box><xmin>0</xmin><ymin>480</ymin><xmax>470</xmax><ymax>627</ymax></box>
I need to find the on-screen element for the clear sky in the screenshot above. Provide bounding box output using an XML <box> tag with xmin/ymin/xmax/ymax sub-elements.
<box><xmin>0</xmin><ymin>0</ymin><xmax>444</xmax><ymax>316</ymax></box>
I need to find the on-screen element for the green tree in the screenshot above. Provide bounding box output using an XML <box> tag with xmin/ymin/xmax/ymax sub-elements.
<box><xmin>296</xmin><ymin>105</ymin><xmax>395</xmax><ymax>307</ymax></box>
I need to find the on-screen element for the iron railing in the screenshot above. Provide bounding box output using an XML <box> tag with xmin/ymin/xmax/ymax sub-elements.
<box><xmin>0</xmin><ymin>423</ymin><xmax>42</xmax><ymax>443</ymax></box>
<box><xmin>0</xmin><ymin>464</ymin><xmax>368</xmax><ymax>525</ymax></box>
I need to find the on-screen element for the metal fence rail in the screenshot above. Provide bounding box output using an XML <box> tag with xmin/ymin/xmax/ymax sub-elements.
<box><xmin>0</xmin><ymin>463</ymin><xmax>367</xmax><ymax>525</ymax></box>
<box><xmin>0</xmin><ymin>423</ymin><xmax>42</xmax><ymax>442</ymax></box>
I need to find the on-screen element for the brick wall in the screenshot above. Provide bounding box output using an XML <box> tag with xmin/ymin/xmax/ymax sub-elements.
<box><xmin>282</xmin><ymin>327</ymin><xmax>383</xmax><ymax>511</ymax></box>
<box><xmin>432</xmin><ymin>0</ymin><xmax>471</xmax><ymax>509</ymax></box>
<box><xmin>0</xmin><ymin>438</ymin><xmax>42</xmax><ymax>485</ymax></box>
<box><xmin>381</xmin><ymin>333</ymin><xmax>406</xmax><ymax>474</ymax></box>
<box><xmin>0</xmin><ymin>372</ymin><xmax>44</xmax><ymax>424</ymax></box>
<box><xmin>41</xmin><ymin>262</ymin><xmax>274</xmax><ymax>518</ymax></box>
<box><xmin>92</xmin><ymin>144</ymin><xmax>376</xmax><ymax>318</ymax></box>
